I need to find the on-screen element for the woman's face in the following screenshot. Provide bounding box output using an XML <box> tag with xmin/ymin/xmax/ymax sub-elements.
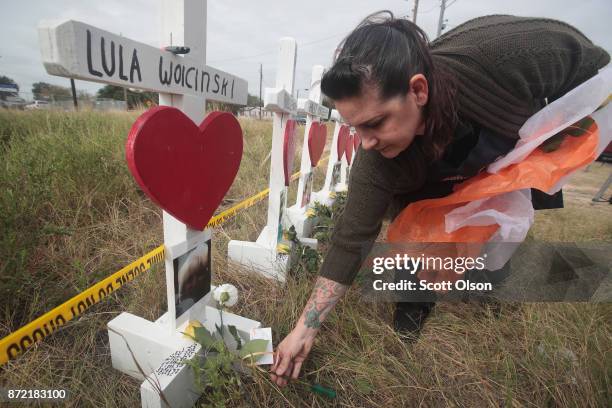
<box><xmin>334</xmin><ymin>74</ymin><xmax>428</xmax><ymax>159</ymax></box>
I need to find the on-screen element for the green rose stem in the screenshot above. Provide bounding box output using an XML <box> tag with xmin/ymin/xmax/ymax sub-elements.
<box><xmin>218</xmin><ymin>292</ymin><xmax>230</xmax><ymax>338</ymax></box>
<box><xmin>250</xmin><ymin>363</ymin><xmax>337</xmax><ymax>399</ymax></box>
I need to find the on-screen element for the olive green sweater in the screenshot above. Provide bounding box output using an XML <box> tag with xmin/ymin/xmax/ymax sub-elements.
<box><xmin>319</xmin><ymin>15</ymin><xmax>610</xmax><ymax>285</ymax></box>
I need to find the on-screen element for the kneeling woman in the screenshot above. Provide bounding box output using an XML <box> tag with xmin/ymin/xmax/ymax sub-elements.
<box><xmin>271</xmin><ymin>12</ymin><xmax>609</xmax><ymax>387</ymax></box>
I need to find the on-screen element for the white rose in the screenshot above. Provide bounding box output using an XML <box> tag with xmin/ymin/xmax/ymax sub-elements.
<box><xmin>213</xmin><ymin>284</ymin><xmax>239</xmax><ymax>307</ymax></box>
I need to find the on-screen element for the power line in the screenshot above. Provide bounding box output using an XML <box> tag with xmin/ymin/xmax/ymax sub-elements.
<box><xmin>208</xmin><ymin>30</ymin><xmax>349</xmax><ymax>64</ymax></box>
<box><xmin>437</xmin><ymin>0</ymin><xmax>447</xmax><ymax>37</ymax></box>
<box><xmin>210</xmin><ymin>4</ymin><xmax>419</xmax><ymax>65</ymax></box>
<box><xmin>419</xmin><ymin>3</ymin><xmax>440</xmax><ymax>14</ymax></box>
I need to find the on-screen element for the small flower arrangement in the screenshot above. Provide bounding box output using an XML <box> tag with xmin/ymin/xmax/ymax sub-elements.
<box><xmin>184</xmin><ymin>283</ymin><xmax>337</xmax><ymax>405</ymax></box>
<box><xmin>183</xmin><ymin>283</ymin><xmax>269</xmax><ymax>406</ymax></box>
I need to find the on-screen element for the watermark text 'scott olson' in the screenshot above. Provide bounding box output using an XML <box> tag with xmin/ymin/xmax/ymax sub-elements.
<box><xmin>359</xmin><ymin>242</ymin><xmax>612</xmax><ymax>303</ymax></box>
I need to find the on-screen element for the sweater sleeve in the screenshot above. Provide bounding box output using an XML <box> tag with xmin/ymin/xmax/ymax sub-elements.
<box><xmin>431</xmin><ymin>15</ymin><xmax>610</xmax><ymax>138</ymax></box>
<box><xmin>318</xmin><ymin>147</ymin><xmax>396</xmax><ymax>285</ymax></box>
<box><xmin>480</xmin><ymin>17</ymin><xmax>610</xmax><ymax>103</ymax></box>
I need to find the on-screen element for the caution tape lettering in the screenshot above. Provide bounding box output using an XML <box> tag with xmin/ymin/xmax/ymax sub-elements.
<box><xmin>0</xmin><ymin>246</ymin><xmax>165</xmax><ymax>364</ymax></box>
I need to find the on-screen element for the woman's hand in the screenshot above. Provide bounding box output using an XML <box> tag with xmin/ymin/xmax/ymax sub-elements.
<box><xmin>270</xmin><ymin>327</ymin><xmax>316</xmax><ymax>387</ymax></box>
<box><xmin>269</xmin><ymin>277</ymin><xmax>348</xmax><ymax>386</ymax></box>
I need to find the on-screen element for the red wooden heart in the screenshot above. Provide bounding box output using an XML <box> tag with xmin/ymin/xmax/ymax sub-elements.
<box><xmin>308</xmin><ymin>121</ymin><xmax>327</xmax><ymax>167</ymax></box>
<box><xmin>353</xmin><ymin>131</ymin><xmax>361</xmax><ymax>150</ymax></box>
<box><xmin>126</xmin><ymin>106</ymin><xmax>243</xmax><ymax>230</ymax></box>
<box><xmin>337</xmin><ymin>125</ymin><xmax>350</xmax><ymax>160</ymax></box>
<box><xmin>283</xmin><ymin>119</ymin><xmax>298</xmax><ymax>186</ymax></box>
<box><xmin>345</xmin><ymin>133</ymin><xmax>354</xmax><ymax>165</ymax></box>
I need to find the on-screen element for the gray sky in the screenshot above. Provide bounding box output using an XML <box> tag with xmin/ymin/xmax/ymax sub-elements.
<box><xmin>2</xmin><ymin>0</ymin><xmax>611</xmax><ymax>100</ymax></box>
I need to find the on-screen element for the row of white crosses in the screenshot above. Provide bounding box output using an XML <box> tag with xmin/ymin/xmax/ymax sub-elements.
<box><xmin>38</xmin><ymin>1</ymin><xmax>262</xmax><ymax>407</ymax></box>
<box><xmin>286</xmin><ymin>65</ymin><xmax>329</xmax><ymax>238</ymax></box>
<box><xmin>228</xmin><ymin>38</ymin><xmax>360</xmax><ymax>282</ymax></box>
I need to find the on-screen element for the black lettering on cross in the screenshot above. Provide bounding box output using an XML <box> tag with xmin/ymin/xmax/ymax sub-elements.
<box><xmin>86</xmin><ymin>30</ymin><xmax>103</xmax><ymax>77</ymax></box>
<box><xmin>221</xmin><ymin>77</ymin><xmax>228</xmax><ymax>95</ymax></box>
<box><xmin>159</xmin><ymin>57</ymin><xmax>172</xmax><ymax>85</ymax></box>
<box><xmin>101</xmin><ymin>36</ymin><xmax>116</xmax><ymax>76</ymax></box>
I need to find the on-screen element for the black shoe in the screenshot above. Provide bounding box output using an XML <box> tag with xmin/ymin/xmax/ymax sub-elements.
<box><xmin>393</xmin><ymin>302</ymin><xmax>435</xmax><ymax>338</ymax></box>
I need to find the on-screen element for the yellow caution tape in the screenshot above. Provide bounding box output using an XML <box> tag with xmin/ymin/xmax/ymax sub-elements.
<box><xmin>206</xmin><ymin>188</ymin><xmax>270</xmax><ymax>228</ymax></box>
<box><xmin>0</xmin><ymin>154</ymin><xmax>330</xmax><ymax>365</ymax></box>
<box><xmin>0</xmin><ymin>245</ymin><xmax>166</xmax><ymax>365</ymax></box>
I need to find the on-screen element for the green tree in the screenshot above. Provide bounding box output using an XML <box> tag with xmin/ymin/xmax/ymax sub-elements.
<box><xmin>247</xmin><ymin>94</ymin><xmax>262</xmax><ymax>107</ymax></box>
<box><xmin>0</xmin><ymin>75</ymin><xmax>19</xmax><ymax>100</ymax></box>
<box><xmin>32</xmin><ymin>82</ymin><xmax>71</xmax><ymax>101</ymax></box>
<box><xmin>77</xmin><ymin>90</ymin><xmax>94</xmax><ymax>102</ymax></box>
<box><xmin>206</xmin><ymin>101</ymin><xmax>240</xmax><ymax>115</ymax></box>
<box><xmin>96</xmin><ymin>85</ymin><xmax>158</xmax><ymax>109</ymax></box>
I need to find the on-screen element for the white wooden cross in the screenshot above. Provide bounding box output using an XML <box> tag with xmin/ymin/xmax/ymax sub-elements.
<box><xmin>312</xmin><ymin>109</ymin><xmax>349</xmax><ymax>207</ymax></box>
<box><xmin>228</xmin><ymin>38</ymin><xmax>298</xmax><ymax>282</ymax></box>
<box><xmin>286</xmin><ymin>65</ymin><xmax>329</xmax><ymax>240</ymax></box>
<box><xmin>39</xmin><ymin>1</ymin><xmax>261</xmax><ymax>407</ymax></box>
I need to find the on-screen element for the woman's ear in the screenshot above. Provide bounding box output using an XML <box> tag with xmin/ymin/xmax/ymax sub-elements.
<box><xmin>409</xmin><ymin>74</ymin><xmax>429</xmax><ymax>106</ymax></box>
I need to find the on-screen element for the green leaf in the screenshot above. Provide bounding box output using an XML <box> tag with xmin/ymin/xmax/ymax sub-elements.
<box><xmin>194</xmin><ymin>326</ymin><xmax>218</xmax><ymax>351</ymax></box>
<box><xmin>227</xmin><ymin>325</ymin><xmax>242</xmax><ymax>350</ymax></box>
<box><xmin>355</xmin><ymin>378</ymin><xmax>374</xmax><ymax>394</ymax></box>
<box><xmin>238</xmin><ymin>339</ymin><xmax>269</xmax><ymax>362</ymax></box>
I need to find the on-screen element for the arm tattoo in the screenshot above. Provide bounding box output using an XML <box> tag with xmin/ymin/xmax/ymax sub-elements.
<box><xmin>302</xmin><ymin>277</ymin><xmax>347</xmax><ymax>329</ymax></box>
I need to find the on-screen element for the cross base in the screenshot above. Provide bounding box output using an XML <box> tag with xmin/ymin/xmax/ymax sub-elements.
<box><xmin>227</xmin><ymin>226</ymin><xmax>292</xmax><ymax>281</ymax></box>
<box><xmin>311</xmin><ymin>186</ymin><xmax>346</xmax><ymax>208</ymax></box>
<box><xmin>107</xmin><ymin>294</ymin><xmax>260</xmax><ymax>408</ymax></box>
<box><xmin>285</xmin><ymin>204</ymin><xmax>316</xmax><ymax>241</ymax></box>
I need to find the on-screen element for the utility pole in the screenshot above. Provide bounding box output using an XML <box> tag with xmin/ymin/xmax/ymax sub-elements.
<box><xmin>123</xmin><ymin>87</ymin><xmax>128</xmax><ymax>110</ymax></box>
<box><xmin>412</xmin><ymin>0</ymin><xmax>420</xmax><ymax>23</ymax></box>
<box><xmin>120</xmin><ymin>32</ymin><xmax>129</xmax><ymax>111</ymax></box>
<box><xmin>70</xmin><ymin>78</ymin><xmax>78</xmax><ymax>110</ymax></box>
<box><xmin>258</xmin><ymin>63</ymin><xmax>262</xmax><ymax>120</ymax></box>
<box><xmin>437</xmin><ymin>0</ymin><xmax>447</xmax><ymax>37</ymax></box>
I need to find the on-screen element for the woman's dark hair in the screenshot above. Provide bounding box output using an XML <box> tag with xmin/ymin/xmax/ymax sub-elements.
<box><xmin>321</xmin><ymin>11</ymin><xmax>457</xmax><ymax>163</ymax></box>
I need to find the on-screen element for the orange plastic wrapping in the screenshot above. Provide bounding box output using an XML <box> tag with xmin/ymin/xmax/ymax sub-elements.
<box><xmin>386</xmin><ymin>119</ymin><xmax>599</xmax><ymax>284</ymax></box>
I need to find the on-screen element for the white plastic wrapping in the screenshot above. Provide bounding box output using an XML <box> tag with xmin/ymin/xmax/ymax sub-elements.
<box><xmin>489</xmin><ymin>66</ymin><xmax>612</xmax><ymax>174</ymax></box>
<box><xmin>445</xmin><ymin>189</ymin><xmax>534</xmax><ymax>270</ymax></box>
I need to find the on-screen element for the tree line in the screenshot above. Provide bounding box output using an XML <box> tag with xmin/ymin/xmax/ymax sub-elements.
<box><xmin>1</xmin><ymin>74</ymin><xmax>336</xmax><ymax>113</ymax></box>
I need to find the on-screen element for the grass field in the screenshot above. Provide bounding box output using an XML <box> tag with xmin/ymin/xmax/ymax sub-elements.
<box><xmin>0</xmin><ymin>109</ymin><xmax>611</xmax><ymax>407</ymax></box>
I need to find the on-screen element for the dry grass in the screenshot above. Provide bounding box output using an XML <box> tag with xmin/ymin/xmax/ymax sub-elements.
<box><xmin>0</xmin><ymin>110</ymin><xmax>611</xmax><ymax>407</ymax></box>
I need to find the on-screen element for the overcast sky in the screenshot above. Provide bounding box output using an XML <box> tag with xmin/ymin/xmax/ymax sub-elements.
<box><xmin>2</xmin><ymin>0</ymin><xmax>611</xmax><ymax>100</ymax></box>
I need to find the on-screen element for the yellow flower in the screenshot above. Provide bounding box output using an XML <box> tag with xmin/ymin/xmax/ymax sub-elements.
<box><xmin>183</xmin><ymin>320</ymin><xmax>203</xmax><ymax>340</ymax></box>
<box><xmin>329</xmin><ymin>191</ymin><xmax>336</xmax><ymax>199</ymax></box>
<box><xmin>306</xmin><ymin>208</ymin><xmax>316</xmax><ymax>218</ymax></box>
<box><xmin>277</xmin><ymin>243</ymin><xmax>290</xmax><ymax>254</ymax></box>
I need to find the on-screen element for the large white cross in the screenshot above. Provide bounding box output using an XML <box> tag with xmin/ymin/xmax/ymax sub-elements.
<box><xmin>39</xmin><ymin>2</ymin><xmax>261</xmax><ymax>407</ymax></box>
<box><xmin>39</xmin><ymin>1</ymin><xmax>253</xmax><ymax>331</ymax></box>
